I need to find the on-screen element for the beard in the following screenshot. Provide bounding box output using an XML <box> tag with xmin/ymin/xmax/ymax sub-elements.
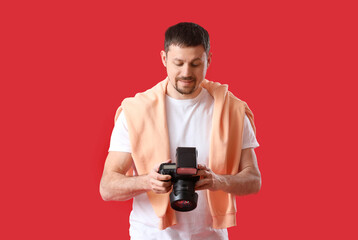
<box><xmin>174</xmin><ymin>76</ymin><xmax>197</xmax><ymax>95</ymax></box>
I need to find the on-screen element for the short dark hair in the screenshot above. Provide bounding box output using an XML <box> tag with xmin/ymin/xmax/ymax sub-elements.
<box><xmin>164</xmin><ymin>22</ymin><xmax>210</xmax><ymax>55</ymax></box>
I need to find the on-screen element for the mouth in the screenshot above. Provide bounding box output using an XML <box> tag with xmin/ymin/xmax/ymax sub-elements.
<box><xmin>178</xmin><ymin>79</ymin><xmax>195</xmax><ymax>86</ymax></box>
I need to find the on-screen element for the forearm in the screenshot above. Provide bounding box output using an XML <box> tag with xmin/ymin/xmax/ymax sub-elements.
<box><xmin>217</xmin><ymin>167</ymin><xmax>261</xmax><ymax>196</ymax></box>
<box><xmin>100</xmin><ymin>172</ymin><xmax>150</xmax><ymax>201</ymax></box>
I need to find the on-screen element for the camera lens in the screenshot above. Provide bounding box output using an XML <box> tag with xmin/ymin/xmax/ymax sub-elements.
<box><xmin>170</xmin><ymin>179</ymin><xmax>198</xmax><ymax>212</ymax></box>
<box><xmin>173</xmin><ymin>200</ymin><xmax>194</xmax><ymax>209</ymax></box>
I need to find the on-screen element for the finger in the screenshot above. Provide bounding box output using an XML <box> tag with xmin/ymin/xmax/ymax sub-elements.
<box><xmin>161</xmin><ymin>184</ymin><xmax>172</xmax><ymax>192</ymax></box>
<box><xmin>195</xmin><ymin>179</ymin><xmax>207</xmax><ymax>187</ymax></box>
<box><xmin>197</xmin><ymin>164</ymin><xmax>210</xmax><ymax>171</ymax></box>
<box><xmin>151</xmin><ymin>181</ymin><xmax>167</xmax><ymax>192</ymax></box>
<box><xmin>152</xmin><ymin>186</ymin><xmax>166</xmax><ymax>193</ymax></box>
<box><xmin>154</xmin><ymin>179</ymin><xmax>172</xmax><ymax>188</ymax></box>
<box><xmin>195</xmin><ymin>180</ymin><xmax>209</xmax><ymax>190</ymax></box>
<box><xmin>151</xmin><ymin>171</ymin><xmax>172</xmax><ymax>181</ymax></box>
<box><xmin>162</xmin><ymin>181</ymin><xmax>172</xmax><ymax>188</ymax></box>
<box><xmin>195</xmin><ymin>186</ymin><xmax>208</xmax><ymax>191</ymax></box>
<box><xmin>197</xmin><ymin>164</ymin><xmax>206</xmax><ymax>169</ymax></box>
<box><xmin>153</xmin><ymin>185</ymin><xmax>172</xmax><ymax>194</ymax></box>
<box><xmin>158</xmin><ymin>173</ymin><xmax>172</xmax><ymax>181</ymax></box>
<box><xmin>196</xmin><ymin>169</ymin><xmax>209</xmax><ymax>177</ymax></box>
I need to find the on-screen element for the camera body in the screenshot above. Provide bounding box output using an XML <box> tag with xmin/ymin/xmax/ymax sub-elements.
<box><xmin>159</xmin><ymin>147</ymin><xmax>200</xmax><ymax>212</ymax></box>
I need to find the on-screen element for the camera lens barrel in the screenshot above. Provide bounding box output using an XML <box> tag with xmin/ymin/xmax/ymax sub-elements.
<box><xmin>170</xmin><ymin>179</ymin><xmax>198</xmax><ymax>212</ymax></box>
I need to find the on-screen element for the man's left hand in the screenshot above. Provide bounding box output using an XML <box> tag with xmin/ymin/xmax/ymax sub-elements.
<box><xmin>195</xmin><ymin>164</ymin><xmax>227</xmax><ymax>191</ymax></box>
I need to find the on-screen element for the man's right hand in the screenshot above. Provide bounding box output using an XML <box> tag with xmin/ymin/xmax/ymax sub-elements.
<box><xmin>100</xmin><ymin>152</ymin><xmax>173</xmax><ymax>201</ymax></box>
<box><xmin>147</xmin><ymin>159</ymin><xmax>172</xmax><ymax>194</ymax></box>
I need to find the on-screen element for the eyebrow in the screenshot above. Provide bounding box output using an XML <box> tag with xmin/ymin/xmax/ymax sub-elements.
<box><xmin>173</xmin><ymin>57</ymin><xmax>202</xmax><ymax>62</ymax></box>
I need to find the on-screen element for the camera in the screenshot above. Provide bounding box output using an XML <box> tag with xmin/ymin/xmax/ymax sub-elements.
<box><xmin>158</xmin><ymin>147</ymin><xmax>200</xmax><ymax>212</ymax></box>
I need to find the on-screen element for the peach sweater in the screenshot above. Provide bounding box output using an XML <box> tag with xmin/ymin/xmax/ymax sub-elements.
<box><xmin>115</xmin><ymin>78</ymin><xmax>256</xmax><ymax>230</ymax></box>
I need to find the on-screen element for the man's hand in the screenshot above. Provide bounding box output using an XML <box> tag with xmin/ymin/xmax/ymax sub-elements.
<box><xmin>194</xmin><ymin>148</ymin><xmax>261</xmax><ymax>195</ymax></box>
<box><xmin>100</xmin><ymin>152</ymin><xmax>174</xmax><ymax>201</ymax></box>
<box><xmin>195</xmin><ymin>164</ymin><xmax>227</xmax><ymax>191</ymax></box>
<box><xmin>146</xmin><ymin>159</ymin><xmax>173</xmax><ymax>194</ymax></box>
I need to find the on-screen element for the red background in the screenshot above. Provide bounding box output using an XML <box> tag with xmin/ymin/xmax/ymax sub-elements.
<box><xmin>1</xmin><ymin>0</ymin><xmax>357</xmax><ymax>239</ymax></box>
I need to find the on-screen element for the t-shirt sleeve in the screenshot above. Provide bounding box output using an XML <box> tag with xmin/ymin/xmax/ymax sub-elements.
<box><xmin>108</xmin><ymin>111</ymin><xmax>132</xmax><ymax>153</ymax></box>
<box><xmin>242</xmin><ymin>114</ymin><xmax>260</xmax><ymax>149</ymax></box>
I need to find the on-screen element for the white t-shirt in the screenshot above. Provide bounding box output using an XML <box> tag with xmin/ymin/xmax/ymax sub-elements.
<box><xmin>109</xmin><ymin>88</ymin><xmax>259</xmax><ymax>240</ymax></box>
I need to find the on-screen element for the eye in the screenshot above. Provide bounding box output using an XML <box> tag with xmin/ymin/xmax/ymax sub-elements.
<box><xmin>174</xmin><ymin>61</ymin><xmax>183</xmax><ymax>66</ymax></box>
<box><xmin>191</xmin><ymin>62</ymin><xmax>201</xmax><ymax>67</ymax></box>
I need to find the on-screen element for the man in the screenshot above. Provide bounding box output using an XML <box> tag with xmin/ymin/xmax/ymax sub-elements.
<box><xmin>100</xmin><ymin>22</ymin><xmax>261</xmax><ymax>239</ymax></box>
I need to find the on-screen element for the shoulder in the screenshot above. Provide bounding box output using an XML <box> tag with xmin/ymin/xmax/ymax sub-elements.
<box><xmin>122</xmin><ymin>79</ymin><xmax>167</xmax><ymax>108</ymax></box>
<box><xmin>227</xmin><ymin>92</ymin><xmax>248</xmax><ymax>118</ymax></box>
<box><xmin>202</xmin><ymin>79</ymin><xmax>245</xmax><ymax>104</ymax></box>
<box><xmin>228</xmin><ymin>91</ymin><xmax>248</xmax><ymax>109</ymax></box>
<box><xmin>202</xmin><ymin>79</ymin><xmax>251</xmax><ymax>115</ymax></box>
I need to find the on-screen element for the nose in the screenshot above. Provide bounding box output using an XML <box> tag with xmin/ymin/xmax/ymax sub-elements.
<box><xmin>181</xmin><ymin>63</ymin><xmax>191</xmax><ymax>77</ymax></box>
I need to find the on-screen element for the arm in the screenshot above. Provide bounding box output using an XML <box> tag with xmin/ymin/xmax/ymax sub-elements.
<box><xmin>195</xmin><ymin>148</ymin><xmax>261</xmax><ymax>196</ymax></box>
<box><xmin>99</xmin><ymin>151</ymin><xmax>172</xmax><ymax>201</ymax></box>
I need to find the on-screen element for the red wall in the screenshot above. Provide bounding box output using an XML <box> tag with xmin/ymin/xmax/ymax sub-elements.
<box><xmin>1</xmin><ymin>0</ymin><xmax>357</xmax><ymax>239</ymax></box>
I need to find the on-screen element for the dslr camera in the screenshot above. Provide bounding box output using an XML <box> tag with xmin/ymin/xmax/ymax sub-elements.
<box><xmin>159</xmin><ymin>147</ymin><xmax>200</xmax><ymax>212</ymax></box>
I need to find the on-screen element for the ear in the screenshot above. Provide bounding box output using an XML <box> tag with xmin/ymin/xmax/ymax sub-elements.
<box><xmin>207</xmin><ymin>52</ymin><xmax>212</xmax><ymax>67</ymax></box>
<box><xmin>160</xmin><ymin>50</ymin><xmax>167</xmax><ymax>67</ymax></box>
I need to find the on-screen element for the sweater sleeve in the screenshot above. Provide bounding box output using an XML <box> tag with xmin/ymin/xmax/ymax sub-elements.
<box><xmin>108</xmin><ymin>111</ymin><xmax>132</xmax><ymax>153</ymax></box>
<box><xmin>242</xmin><ymin>114</ymin><xmax>260</xmax><ymax>149</ymax></box>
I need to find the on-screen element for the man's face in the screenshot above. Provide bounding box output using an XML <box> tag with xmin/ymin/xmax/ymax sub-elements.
<box><xmin>161</xmin><ymin>45</ymin><xmax>211</xmax><ymax>99</ymax></box>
